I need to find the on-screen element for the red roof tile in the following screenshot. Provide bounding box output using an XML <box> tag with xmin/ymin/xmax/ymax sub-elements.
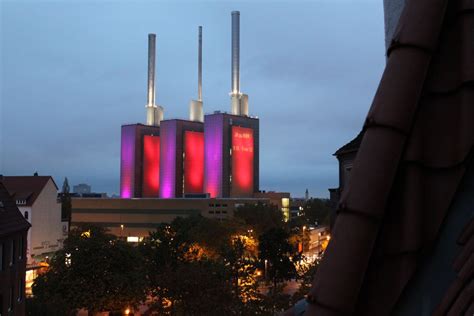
<box><xmin>305</xmin><ymin>0</ymin><xmax>474</xmax><ymax>314</ymax></box>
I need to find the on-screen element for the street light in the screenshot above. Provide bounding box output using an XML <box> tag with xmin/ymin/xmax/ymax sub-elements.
<box><xmin>302</xmin><ymin>226</ymin><xmax>307</xmax><ymax>254</ymax></box>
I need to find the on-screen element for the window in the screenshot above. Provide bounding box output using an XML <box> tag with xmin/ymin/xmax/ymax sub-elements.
<box><xmin>18</xmin><ymin>279</ymin><xmax>23</xmax><ymax>302</ymax></box>
<box><xmin>9</xmin><ymin>240</ymin><xmax>15</xmax><ymax>267</ymax></box>
<box><xmin>209</xmin><ymin>211</ymin><xmax>215</xmax><ymax>214</ymax></box>
<box><xmin>18</xmin><ymin>236</ymin><xmax>23</xmax><ymax>261</ymax></box>
<box><xmin>8</xmin><ymin>286</ymin><xmax>13</xmax><ymax>312</ymax></box>
<box><xmin>24</xmin><ymin>211</ymin><xmax>28</xmax><ymax>220</ymax></box>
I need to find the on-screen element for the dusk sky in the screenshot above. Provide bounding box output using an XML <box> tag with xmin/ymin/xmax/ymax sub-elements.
<box><xmin>1</xmin><ymin>0</ymin><xmax>386</xmax><ymax>198</ymax></box>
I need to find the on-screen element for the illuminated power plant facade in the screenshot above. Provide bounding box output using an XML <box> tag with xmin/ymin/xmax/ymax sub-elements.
<box><xmin>120</xmin><ymin>11</ymin><xmax>259</xmax><ymax>199</ymax></box>
<box><xmin>159</xmin><ymin>119</ymin><xmax>204</xmax><ymax>198</ymax></box>
<box><xmin>204</xmin><ymin>113</ymin><xmax>259</xmax><ymax>198</ymax></box>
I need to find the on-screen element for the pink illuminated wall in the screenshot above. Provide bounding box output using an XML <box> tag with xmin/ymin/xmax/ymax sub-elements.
<box><xmin>142</xmin><ymin>135</ymin><xmax>160</xmax><ymax>197</ymax></box>
<box><xmin>120</xmin><ymin>125</ymin><xmax>136</xmax><ymax>198</ymax></box>
<box><xmin>231</xmin><ymin>126</ymin><xmax>254</xmax><ymax>197</ymax></box>
<box><xmin>184</xmin><ymin>131</ymin><xmax>204</xmax><ymax>194</ymax></box>
<box><xmin>204</xmin><ymin>115</ymin><xmax>224</xmax><ymax>197</ymax></box>
<box><xmin>159</xmin><ymin>120</ymin><xmax>177</xmax><ymax>198</ymax></box>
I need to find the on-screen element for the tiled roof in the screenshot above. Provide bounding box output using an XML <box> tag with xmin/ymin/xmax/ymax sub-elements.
<box><xmin>0</xmin><ymin>181</ymin><xmax>31</xmax><ymax>237</ymax></box>
<box><xmin>433</xmin><ymin>218</ymin><xmax>474</xmax><ymax>315</ymax></box>
<box><xmin>305</xmin><ymin>0</ymin><xmax>474</xmax><ymax>314</ymax></box>
<box><xmin>333</xmin><ymin>130</ymin><xmax>364</xmax><ymax>156</ymax></box>
<box><xmin>2</xmin><ymin>176</ymin><xmax>57</xmax><ymax>206</ymax></box>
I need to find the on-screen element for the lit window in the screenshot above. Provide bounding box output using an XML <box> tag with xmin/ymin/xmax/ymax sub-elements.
<box><xmin>126</xmin><ymin>236</ymin><xmax>140</xmax><ymax>243</ymax></box>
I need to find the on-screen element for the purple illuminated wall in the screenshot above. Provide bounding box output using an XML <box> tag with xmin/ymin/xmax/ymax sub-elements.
<box><xmin>204</xmin><ymin>114</ymin><xmax>224</xmax><ymax>198</ymax></box>
<box><xmin>159</xmin><ymin>120</ymin><xmax>177</xmax><ymax>198</ymax></box>
<box><xmin>120</xmin><ymin>125</ymin><xmax>136</xmax><ymax>198</ymax></box>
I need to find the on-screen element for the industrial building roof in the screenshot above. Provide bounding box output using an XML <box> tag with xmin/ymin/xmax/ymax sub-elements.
<box><xmin>0</xmin><ymin>181</ymin><xmax>31</xmax><ymax>237</ymax></box>
<box><xmin>2</xmin><ymin>176</ymin><xmax>58</xmax><ymax>207</ymax></box>
<box><xmin>302</xmin><ymin>0</ymin><xmax>474</xmax><ymax>314</ymax></box>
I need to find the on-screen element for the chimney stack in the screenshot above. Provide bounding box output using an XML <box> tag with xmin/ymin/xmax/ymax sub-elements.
<box><xmin>230</xmin><ymin>11</ymin><xmax>248</xmax><ymax>116</ymax></box>
<box><xmin>198</xmin><ymin>26</ymin><xmax>203</xmax><ymax>102</ymax></box>
<box><xmin>231</xmin><ymin>11</ymin><xmax>240</xmax><ymax>96</ymax></box>
<box><xmin>189</xmin><ymin>26</ymin><xmax>204</xmax><ymax>122</ymax></box>
<box><xmin>146</xmin><ymin>33</ymin><xmax>163</xmax><ymax>126</ymax></box>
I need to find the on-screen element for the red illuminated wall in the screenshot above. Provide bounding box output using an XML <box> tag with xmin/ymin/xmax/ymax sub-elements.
<box><xmin>142</xmin><ymin>135</ymin><xmax>160</xmax><ymax>197</ymax></box>
<box><xmin>231</xmin><ymin>126</ymin><xmax>254</xmax><ymax>197</ymax></box>
<box><xmin>184</xmin><ymin>131</ymin><xmax>204</xmax><ymax>194</ymax></box>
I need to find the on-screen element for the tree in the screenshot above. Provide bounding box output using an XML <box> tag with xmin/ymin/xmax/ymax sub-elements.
<box><xmin>291</xmin><ymin>260</ymin><xmax>318</xmax><ymax>304</ymax></box>
<box><xmin>234</xmin><ymin>202</ymin><xmax>284</xmax><ymax>236</ymax></box>
<box><xmin>303</xmin><ymin>198</ymin><xmax>332</xmax><ymax>226</ymax></box>
<box><xmin>258</xmin><ymin>228</ymin><xmax>296</xmax><ymax>290</ymax></box>
<box><xmin>32</xmin><ymin>225</ymin><xmax>146</xmax><ymax>315</ymax></box>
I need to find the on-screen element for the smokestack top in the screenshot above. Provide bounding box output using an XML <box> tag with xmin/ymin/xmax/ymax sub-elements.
<box><xmin>198</xmin><ymin>26</ymin><xmax>203</xmax><ymax>102</ymax></box>
<box><xmin>146</xmin><ymin>33</ymin><xmax>159</xmax><ymax>126</ymax></box>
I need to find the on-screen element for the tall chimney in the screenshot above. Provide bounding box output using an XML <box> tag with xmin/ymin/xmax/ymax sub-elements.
<box><xmin>146</xmin><ymin>33</ymin><xmax>157</xmax><ymax>126</ymax></box>
<box><xmin>231</xmin><ymin>11</ymin><xmax>240</xmax><ymax>95</ymax></box>
<box><xmin>198</xmin><ymin>26</ymin><xmax>203</xmax><ymax>102</ymax></box>
<box><xmin>189</xmin><ymin>26</ymin><xmax>204</xmax><ymax>122</ymax></box>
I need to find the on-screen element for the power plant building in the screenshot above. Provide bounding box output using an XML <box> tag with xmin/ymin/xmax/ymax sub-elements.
<box><xmin>204</xmin><ymin>112</ymin><xmax>259</xmax><ymax>198</ymax></box>
<box><xmin>120</xmin><ymin>11</ymin><xmax>259</xmax><ymax>199</ymax></box>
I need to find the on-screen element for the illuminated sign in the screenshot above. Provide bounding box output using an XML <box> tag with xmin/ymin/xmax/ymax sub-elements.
<box><xmin>142</xmin><ymin>135</ymin><xmax>160</xmax><ymax>197</ymax></box>
<box><xmin>184</xmin><ymin>131</ymin><xmax>204</xmax><ymax>194</ymax></box>
<box><xmin>231</xmin><ymin>126</ymin><xmax>254</xmax><ymax>197</ymax></box>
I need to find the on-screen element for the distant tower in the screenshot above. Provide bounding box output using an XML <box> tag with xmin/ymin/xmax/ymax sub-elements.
<box><xmin>305</xmin><ymin>188</ymin><xmax>309</xmax><ymax>201</ymax></box>
<box><xmin>62</xmin><ymin>177</ymin><xmax>70</xmax><ymax>194</ymax></box>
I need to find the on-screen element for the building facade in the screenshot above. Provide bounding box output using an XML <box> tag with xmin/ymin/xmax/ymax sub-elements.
<box><xmin>0</xmin><ymin>181</ymin><xmax>30</xmax><ymax>316</ymax></box>
<box><xmin>120</xmin><ymin>124</ymin><xmax>161</xmax><ymax>198</ymax></box>
<box><xmin>204</xmin><ymin>112</ymin><xmax>259</xmax><ymax>198</ymax></box>
<box><xmin>71</xmin><ymin>197</ymin><xmax>269</xmax><ymax>240</ymax></box>
<box><xmin>72</xmin><ymin>183</ymin><xmax>91</xmax><ymax>195</ymax></box>
<box><xmin>159</xmin><ymin>119</ymin><xmax>204</xmax><ymax>198</ymax></box>
<box><xmin>2</xmin><ymin>176</ymin><xmax>68</xmax><ymax>264</ymax></box>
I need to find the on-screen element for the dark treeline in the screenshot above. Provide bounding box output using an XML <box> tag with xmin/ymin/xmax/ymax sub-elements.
<box><xmin>28</xmin><ymin>201</ymin><xmax>329</xmax><ymax>316</ymax></box>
